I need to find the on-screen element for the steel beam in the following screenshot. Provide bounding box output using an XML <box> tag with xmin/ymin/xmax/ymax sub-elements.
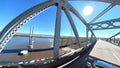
<box><xmin>86</xmin><ymin>28</ymin><xmax>89</xmax><ymax>45</ymax></box>
<box><xmin>89</xmin><ymin>18</ymin><xmax>120</xmax><ymax>30</ymax></box>
<box><xmin>53</xmin><ymin>2</ymin><xmax>62</xmax><ymax>59</ymax></box>
<box><xmin>65</xmin><ymin>3</ymin><xmax>96</xmax><ymax>40</ymax></box>
<box><xmin>89</xmin><ymin>4</ymin><xmax>115</xmax><ymax>23</ymax></box>
<box><xmin>90</xmin><ymin>33</ymin><xmax>94</xmax><ymax>43</ymax></box>
<box><xmin>118</xmin><ymin>41</ymin><xmax>120</xmax><ymax>46</ymax></box>
<box><xmin>63</xmin><ymin>6</ymin><xmax>82</xmax><ymax>48</ymax></box>
<box><xmin>68</xmin><ymin>0</ymin><xmax>120</xmax><ymax>5</ymax></box>
<box><xmin>114</xmin><ymin>37</ymin><xmax>115</xmax><ymax>43</ymax></box>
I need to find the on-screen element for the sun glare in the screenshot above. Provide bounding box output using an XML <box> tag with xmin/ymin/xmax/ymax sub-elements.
<box><xmin>83</xmin><ymin>6</ymin><xmax>93</xmax><ymax>16</ymax></box>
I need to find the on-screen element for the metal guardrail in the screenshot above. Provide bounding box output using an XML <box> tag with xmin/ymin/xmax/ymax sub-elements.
<box><xmin>106</xmin><ymin>32</ymin><xmax>120</xmax><ymax>46</ymax></box>
<box><xmin>0</xmin><ymin>40</ymin><xmax>96</xmax><ymax>68</ymax></box>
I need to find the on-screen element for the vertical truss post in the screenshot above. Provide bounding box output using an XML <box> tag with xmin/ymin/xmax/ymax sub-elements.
<box><xmin>90</xmin><ymin>32</ymin><xmax>93</xmax><ymax>43</ymax></box>
<box><xmin>114</xmin><ymin>37</ymin><xmax>115</xmax><ymax>43</ymax></box>
<box><xmin>111</xmin><ymin>38</ymin><xmax>113</xmax><ymax>43</ymax></box>
<box><xmin>86</xmin><ymin>28</ymin><xmax>89</xmax><ymax>45</ymax></box>
<box><xmin>118</xmin><ymin>40</ymin><xmax>120</xmax><ymax>46</ymax></box>
<box><xmin>112</xmin><ymin>38</ymin><xmax>114</xmax><ymax>43</ymax></box>
<box><xmin>110</xmin><ymin>38</ymin><xmax>112</xmax><ymax>42</ymax></box>
<box><xmin>53</xmin><ymin>3</ymin><xmax>62</xmax><ymax>59</ymax></box>
<box><xmin>63</xmin><ymin>6</ymin><xmax>82</xmax><ymax>48</ymax></box>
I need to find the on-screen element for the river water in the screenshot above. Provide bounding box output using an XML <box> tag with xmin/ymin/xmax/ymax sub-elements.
<box><xmin>0</xmin><ymin>37</ymin><xmax>66</xmax><ymax>62</ymax></box>
<box><xmin>4</xmin><ymin>37</ymin><xmax>54</xmax><ymax>50</ymax></box>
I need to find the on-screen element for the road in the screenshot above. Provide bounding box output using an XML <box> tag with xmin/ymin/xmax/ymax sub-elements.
<box><xmin>89</xmin><ymin>40</ymin><xmax>120</xmax><ymax>66</ymax></box>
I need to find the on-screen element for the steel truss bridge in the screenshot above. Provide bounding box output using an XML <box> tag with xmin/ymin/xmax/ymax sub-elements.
<box><xmin>0</xmin><ymin>0</ymin><xmax>120</xmax><ymax>68</ymax></box>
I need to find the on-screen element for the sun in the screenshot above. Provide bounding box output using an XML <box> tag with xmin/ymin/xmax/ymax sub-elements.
<box><xmin>83</xmin><ymin>6</ymin><xmax>93</xmax><ymax>16</ymax></box>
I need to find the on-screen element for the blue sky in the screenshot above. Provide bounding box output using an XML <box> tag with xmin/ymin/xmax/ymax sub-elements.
<box><xmin>0</xmin><ymin>0</ymin><xmax>120</xmax><ymax>37</ymax></box>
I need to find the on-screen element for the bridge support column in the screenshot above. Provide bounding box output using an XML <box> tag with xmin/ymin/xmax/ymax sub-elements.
<box><xmin>118</xmin><ymin>40</ymin><xmax>120</xmax><ymax>46</ymax></box>
<box><xmin>53</xmin><ymin>3</ymin><xmax>62</xmax><ymax>59</ymax></box>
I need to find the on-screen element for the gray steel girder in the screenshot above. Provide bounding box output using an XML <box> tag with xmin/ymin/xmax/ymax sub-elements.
<box><xmin>89</xmin><ymin>18</ymin><xmax>120</xmax><ymax>30</ymax></box>
<box><xmin>68</xmin><ymin>0</ymin><xmax>120</xmax><ymax>5</ymax></box>
<box><xmin>65</xmin><ymin>2</ymin><xmax>96</xmax><ymax>39</ymax></box>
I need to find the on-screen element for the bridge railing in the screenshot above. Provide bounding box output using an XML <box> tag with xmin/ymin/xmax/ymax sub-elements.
<box><xmin>0</xmin><ymin>41</ymin><xmax>96</xmax><ymax>68</ymax></box>
<box><xmin>106</xmin><ymin>31</ymin><xmax>120</xmax><ymax>46</ymax></box>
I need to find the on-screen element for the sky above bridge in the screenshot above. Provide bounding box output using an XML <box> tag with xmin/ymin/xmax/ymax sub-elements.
<box><xmin>0</xmin><ymin>0</ymin><xmax>120</xmax><ymax>38</ymax></box>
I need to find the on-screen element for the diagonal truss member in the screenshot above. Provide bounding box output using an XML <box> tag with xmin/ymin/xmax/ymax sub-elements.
<box><xmin>89</xmin><ymin>4</ymin><xmax>115</xmax><ymax>23</ymax></box>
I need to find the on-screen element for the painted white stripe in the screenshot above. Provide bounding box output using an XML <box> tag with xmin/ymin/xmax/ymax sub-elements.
<box><xmin>57</xmin><ymin>56</ymin><xmax>80</xmax><ymax>68</ymax></box>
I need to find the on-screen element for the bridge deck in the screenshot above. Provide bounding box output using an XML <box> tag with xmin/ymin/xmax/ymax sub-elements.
<box><xmin>89</xmin><ymin>40</ymin><xmax>120</xmax><ymax>66</ymax></box>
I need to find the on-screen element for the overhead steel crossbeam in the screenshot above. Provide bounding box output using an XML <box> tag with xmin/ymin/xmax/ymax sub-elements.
<box><xmin>69</xmin><ymin>0</ymin><xmax>115</xmax><ymax>23</ymax></box>
<box><xmin>89</xmin><ymin>4</ymin><xmax>115</xmax><ymax>23</ymax></box>
<box><xmin>89</xmin><ymin>18</ymin><xmax>120</xmax><ymax>30</ymax></box>
<box><xmin>68</xmin><ymin>0</ymin><xmax>120</xmax><ymax>5</ymax></box>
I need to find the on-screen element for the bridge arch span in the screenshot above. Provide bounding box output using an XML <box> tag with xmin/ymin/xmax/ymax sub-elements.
<box><xmin>0</xmin><ymin>0</ymin><xmax>57</xmax><ymax>52</ymax></box>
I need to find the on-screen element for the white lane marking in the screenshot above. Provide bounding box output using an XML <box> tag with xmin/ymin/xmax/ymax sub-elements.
<box><xmin>111</xmin><ymin>49</ymin><xmax>120</xmax><ymax>63</ymax></box>
<box><xmin>57</xmin><ymin>56</ymin><xmax>80</xmax><ymax>68</ymax></box>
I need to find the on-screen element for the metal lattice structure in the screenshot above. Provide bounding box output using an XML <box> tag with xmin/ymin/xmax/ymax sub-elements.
<box><xmin>89</xmin><ymin>18</ymin><xmax>120</xmax><ymax>30</ymax></box>
<box><xmin>0</xmin><ymin>0</ymin><xmax>120</xmax><ymax>64</ymax></box>
<box><xmin>0</xmin><ymin>0</ymin><xmax>96</xmax><ymax>59</ymax></box>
